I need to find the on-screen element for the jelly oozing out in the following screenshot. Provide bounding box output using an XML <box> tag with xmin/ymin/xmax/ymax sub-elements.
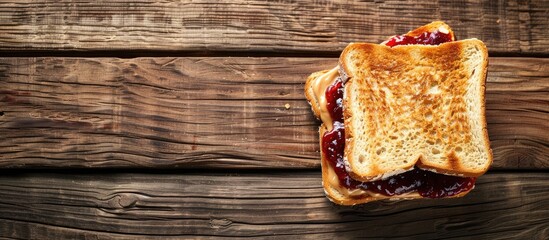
<box><xmin>384</xmin><ymin>30</ymin><xmax>453</xmax><ymax>47</ymax></box>
<box><xmin>322</xmin><ymin>78</ymin><xmax>363</xmax><ymax>189</ymax></box>
<box><xmin>321</xmin><ymin>30</ymin><xmax>476</xmax><ymax>198</ymax></box>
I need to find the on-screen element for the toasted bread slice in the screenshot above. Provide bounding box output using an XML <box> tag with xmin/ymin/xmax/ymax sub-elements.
<box><xmin>306</xmin><ymin>21</ymin><xmax>455</xmax><ymax>122</ymax></box>
<box><xmin>341</xmin><ymin>39</ymin><xmax>492</xmax><ymax>182</ymax></box>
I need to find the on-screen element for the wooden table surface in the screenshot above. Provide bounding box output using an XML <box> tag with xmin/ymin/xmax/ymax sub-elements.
<box><xmin>0</xmin><ymin>1</ymin><xmax>548</xmax><ymax>239</ymax></box>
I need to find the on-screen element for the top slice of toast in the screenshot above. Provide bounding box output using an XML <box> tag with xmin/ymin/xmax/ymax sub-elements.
<box><xmin>341</xmin><ymin>39</ymin><xmax>492</xmax><ymax>181</ymax></box>
<box><xmin>305</xmin><ymin>21</ymin><xmax>454</xmax><ymax>123</ymax></box>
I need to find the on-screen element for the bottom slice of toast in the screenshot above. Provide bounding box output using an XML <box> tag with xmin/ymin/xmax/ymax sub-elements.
<box><xmin>319</xmin><ymin>122</ymin><xmax>472</xmax><ymax>205</ymax></box>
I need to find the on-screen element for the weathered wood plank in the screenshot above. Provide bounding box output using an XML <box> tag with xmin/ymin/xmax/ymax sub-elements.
<box><xmin>0</xmin><ymin>172</ymin><xmax>547</xmax><ymax>239</ymax></box>
<box><xmin>0</xmin><ymin>57</ymin><xmax>547</xmax><ymax>169</ymax></box>
<box><xmin>0</xmin><ymin>0</ymin><xmax>547</xmax><ymax>54</ymax></box>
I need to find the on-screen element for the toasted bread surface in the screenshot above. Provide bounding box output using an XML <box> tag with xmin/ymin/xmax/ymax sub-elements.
<box><xmin>341</xmin><ymin>39</ymin><xmax>492</xmax><ymax>181</ymax></box>
<box><xmin>306</xmin><ymin>21</ymin><xmax>456</xmax><ymax>123</ymax></box>
<box><xmin>305</xmin><ymin>21</ymin><xmax>455</xmax><ymax>125</ymax></box>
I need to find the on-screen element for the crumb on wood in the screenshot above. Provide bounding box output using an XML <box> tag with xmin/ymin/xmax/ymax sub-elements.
<box><xmin>284</xmin><ymin>103</ymin><xmax>291</xmax><ymax>109</ymax></box>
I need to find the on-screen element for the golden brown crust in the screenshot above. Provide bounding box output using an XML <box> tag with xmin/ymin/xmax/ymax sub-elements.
<box><xmin>341</xmin><ymin>40</ymin><xmax>491</xmax><ymax>181</ymax></box>
<box><xmin>479</xmin><ymin>42</ymin><xmax>493</xmax><ymax>169</ymax></box>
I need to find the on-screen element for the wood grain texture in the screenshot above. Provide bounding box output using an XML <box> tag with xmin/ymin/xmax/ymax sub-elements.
<box><xmin>0</xmin><ymin>172</ymin><xmax>547</xmax><ymax>239</ymax></box>
<box><xmin>0</xmin><ymin>0</ymin><xmax>547</xmax><ymax>54</ymax></box>
<box><xmin>0</xmin><ymin>57</ymin><xmax>547</xmax><ymax>169</ymax></box>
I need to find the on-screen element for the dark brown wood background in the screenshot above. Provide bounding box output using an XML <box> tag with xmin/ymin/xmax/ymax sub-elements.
<box><xmin>0</xmin><ymin>0</ymin><xmax>548</xmax><ymax>239</ymax></box>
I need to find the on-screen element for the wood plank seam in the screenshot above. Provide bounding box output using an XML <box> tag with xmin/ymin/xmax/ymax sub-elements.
<box><xmin>0</xmin><ymin>57</ymin><xmax>547</xmax><ymax>169</ymax></box>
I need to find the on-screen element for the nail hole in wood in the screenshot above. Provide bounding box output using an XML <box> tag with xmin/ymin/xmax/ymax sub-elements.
<box><xmin>0</xmin><ymin>111</ymin><xmax>4</xmax><ymax>117</ymax></box>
